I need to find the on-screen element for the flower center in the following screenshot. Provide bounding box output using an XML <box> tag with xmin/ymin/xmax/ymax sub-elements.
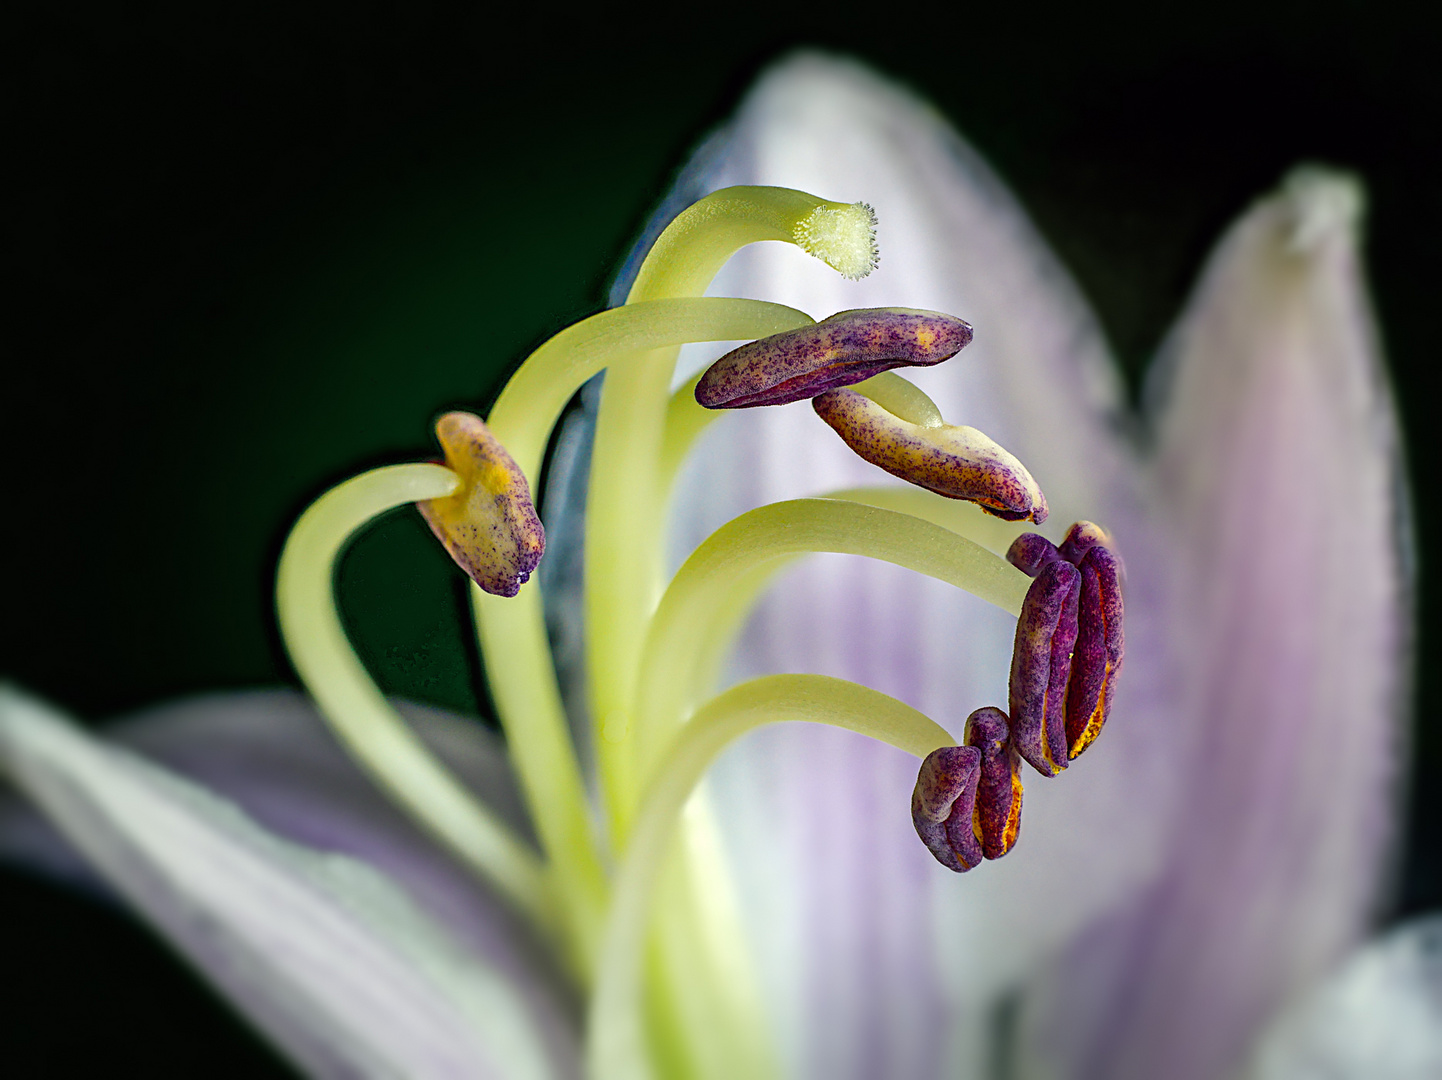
<box><xmin>273</xmin><ymin>186</ymin><xmax>1122</xmax><ymax>1080</ymax></box>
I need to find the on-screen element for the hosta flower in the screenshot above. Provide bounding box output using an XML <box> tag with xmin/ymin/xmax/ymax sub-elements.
<box><xmin>0</xmin><ymin>52</ymin><xmax>1432</xmax><ymax>1080</ymax></box>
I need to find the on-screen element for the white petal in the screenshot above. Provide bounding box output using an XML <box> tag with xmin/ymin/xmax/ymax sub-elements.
<box><xmin>638</xmin><ymin>53</ymin><xmax>1172</xmax><ymax>1079</ymax></box>
<box><xmin>0</xmin><ymin>686</ymin><xmax>572</xmax><ymax>1080</ymax></box>
<box><xmin>1248</xmin><ymin>915</ymin><xmax>1442</xmax><ymax>1080</ymax></box>
<box><xmin>1014</xmin><ymin>169</ymin><xmax>1409</xmax><ymax>1080</ymax></box>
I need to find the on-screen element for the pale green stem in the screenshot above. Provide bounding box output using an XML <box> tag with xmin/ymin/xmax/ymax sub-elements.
<box><xmin>658</xmin><ymin>373</ymin><xmax>714</xmax><ymax>491</ymax></box>
<box><xmin>275</xmin><ymin>464</ymin><xmax>556</xmax><ymax>935</ymax></box>
<box><xmin>588</xmin><ymin>188</ymin><xmax>867</xmax><ymax>840</ymax></box>
<box><xmin>850</xmin><ymin>369</ymin><xmax>944</xmax><ymax>426</ymax></box>
<box><xmin>473</xmin><ymin>297</ymin><xmax>815</xmax><ymax>976</ymax></box>
<box><xmin>641</xmin><ymin>796</ymin><xmax>776</xmax><ymax>1080</ymax></box>
<box><xmin>824</xmin><ymin>484</ymin><xmax>1034</xmax><ymax>556</ymax></box>
<box><xmin>587</xmin><ymin>673</ymin><xmax>955</xmax><ymax>1080</ymax></box>
<box><xmin>628</xmin><ymin>498</ymin><xmax>1032</xmax><ymax>788</ymax></box>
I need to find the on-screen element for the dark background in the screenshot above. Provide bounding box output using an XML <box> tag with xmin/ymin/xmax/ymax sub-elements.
<box><xmin>5</xmin><ymin>3</ymin><xmax>1439</xmax><ymax>1073</ymax></box>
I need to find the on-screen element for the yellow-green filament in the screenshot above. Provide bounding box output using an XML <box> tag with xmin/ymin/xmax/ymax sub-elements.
<box><xmin>658</xmin><ymin>373</ymin><xmax>717</xmax><ymax>491</ymax></box>
<box><xmin>588</xmin><ymin>674</ymin><xmax>953</xmax><ymax>1080</ymax></box>
<box><xmin>472</xmin><ymin>581</ymin><xmax>607</xmax><ymax>978</ymax></box>
<box><xmin>275</xmin><ymin>464</ymin><xmax>555</xmax><ymax>934</ymax></box>
<box><xmin>826</xmin><ymin>485</ymin><xmax>1034</xmax><ymax>555</ymax></box>
<box><xmin>473</xmin><ymin>296</ymin><xmax>816</xmax><ymax>974</ymax></box>
<box><xmin>850</xmin><ymin>370</ymin><xmax>944</xmax><ymax>427</ymax></box>
<box><xmin>628</xmin><ymin>499</ymin><xmax>1032</xmax><ymax>784</ymax></box>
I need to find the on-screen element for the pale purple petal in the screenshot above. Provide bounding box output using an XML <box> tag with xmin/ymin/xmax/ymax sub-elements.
<box><xmin>0</xmin><ymin>686</ymin><xmax>578</xmax><ymax>1080</ymax></box>
<box><xmin>635</xmin><ymin>54</ymin><xmax>1183</xmax><ymax>1079</ymax></box>
<box><xmin>1013</xmin><ymin>169</ymin><xmax>1409</xmax><ymax>1080</ymax></box>
<box><xmin>1248</xmin><ymin>915</ymin><xmax>1442</xmax><ymax>1080</ymax></box>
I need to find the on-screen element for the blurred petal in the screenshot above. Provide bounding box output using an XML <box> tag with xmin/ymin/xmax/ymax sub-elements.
<box><xmin>620</xmin><ymin>53</ymin><xmax>1180</xmax><ymax>1079</ymax></box>
<box><xmin>1014</xmin><ymin>168</ymin><xmax>1410</xmax><ymax>1080</ymax></box>
<box><xmin>1248</xmin><ymin>915</ymin><xmax>1442</xmax><ymax>1080</ymax></box>
<box><xmin>0</xmin><ymin>686</ymin><xmax>576</xmax><ymax>1080</ymax></box>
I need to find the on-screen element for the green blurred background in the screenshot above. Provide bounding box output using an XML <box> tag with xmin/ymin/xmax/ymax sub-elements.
<box><xmin>6</xmin><ymin>2</ymin><xmax>1439</xmax><ymax>1073</ymax></box>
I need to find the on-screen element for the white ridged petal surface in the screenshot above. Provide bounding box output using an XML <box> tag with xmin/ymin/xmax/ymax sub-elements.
<box><xmin>0</xmin><ymin>686</ymin><xmax>573</xmax><ymax>1080</ymax></box>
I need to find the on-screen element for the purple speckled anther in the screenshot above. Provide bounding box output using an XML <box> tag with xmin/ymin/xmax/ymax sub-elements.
<box><xmin>1057</xmin><ymin>520</ymin><xmax>1109</xmax><ymax>565</ymax></box>
<box><xmin>1005</xmin><ymin>532</ymin><xmax>1063</xmax><ymax>577</ymax></box>
<box><xmin>1007</xmin><ymin>522</ymin><xmax>1125</xmax><ymax>761</ymax></box>
<box><xmin>811</xmin><ymin>388</ymin><xmax>1049</xmax><ymax>522</ymax></box>
<box><xmin>1008</xmin><ymin>559</ymin><xmax>1081</xmax><ymax>776</ymax></box>
<box><xmin>695</xmin><ymin>307</ymin><xmax>972</xmax><ymax>409</ymax></box>
<box><xmin>416</xmin><ymin>412</ymin><xmax>545</xmax><ymax>598</ymax></box>
<box><xmin>1065</xmin><ymin>543</ymin><xmax>1124</xmax><ymax>759</ymax></box>
<box><xmin>964</xmin><ymin>707</ymin><xmax>1023</xmax><ymax>860</ymax></box>
<box><xmin>911</xmin><ymin>744</ymin><xmax>983</xmax><ymax>872</ymax></box>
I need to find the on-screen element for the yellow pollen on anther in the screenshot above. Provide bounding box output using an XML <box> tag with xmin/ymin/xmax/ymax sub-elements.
<box><xmin>1069</xmin><ymin>665</ymin><xmax>1113</xmax><ymax>759</ymax></box>
<box><xmin>1003</xmin><ymin>769</ymin><xmax>1024</xmax><ymax>851</ymax></box>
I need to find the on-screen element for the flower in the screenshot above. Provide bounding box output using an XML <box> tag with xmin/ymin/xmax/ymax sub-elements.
<box><xmin>0</xmin><ymin>51</ymin><xmax>1421</xmax><ymax>1080</ymax></box>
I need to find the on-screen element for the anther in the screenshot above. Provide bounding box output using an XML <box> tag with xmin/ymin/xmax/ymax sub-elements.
<box><xmin>417</xmin><ymin>411</ymin><xmax>545</xmax><ymax>597</ymax></box>
<box><xmin>1006</xmin><ymin>533</ymin><xmax>1062</xmax><ymax>577</ymax></box>
<box><xmin>812</xmin><ymin>388</ymin><xmax>1049</xmax><ymax>522</ymax></box>
<box><xmin>1064</xmin><ymin>543</ymin><xmax>1124</xmax><ymax>759</ymax></box>
<box><xmin>1008</xmin><ymin>560</ymin><xmax>1081</xmax><ymax>776</ymax></box>
<box><xmin>964</xmin><ymin>707</ymin><xmax>1023</xmax><ymax>860</ymax></box>
<box><xmin>695</xmin><ymin>308</ymin><xmax>972</xmax><ymax>409</ymax></box>
<box><xmin>1008</xmin><ymin>522</ymin><xmax>1125</xmax><ymax>762</ymax></box>
<box><xmin>911</xmin><ymin>744</ymin><xmax>983</xmax><ymax>872</ymax></box>
<box><xmin>1057</xmin><ymin>520</ymin><xmax>1109</xmax><ymax>566</ymax></box>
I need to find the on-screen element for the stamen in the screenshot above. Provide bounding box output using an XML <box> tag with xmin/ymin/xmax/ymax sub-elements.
<box><xmin>911</xmin><ymin>745</ymin><xmax>983</xmax><ymax>872</ymax></box>
<box><xmin>965</xmin><ymin>707</ymin><xmax>1023</xmax><ymax>860</ymax></box>
<box><xmin>694</xmin><ymin>308</ymin><xmax>971</xmax><ymax>409</ymax></box>
<box><xmin>913</xmin><ymin>707</ymin><xmax>1025</xmax><ymax>872</ymax></box>
<box><xmin>1008</xmin><ymin>523</ymin><xmax>1126</xmax><ymax>761</ymax></box>
<box><xmin>812</xmin><ymin>388</ymin><xmax>1050</xmax><ymax>523</ymax></box>
<box><xmin>1008</xmin><ymin>560</ymin><xmax>1081</xmax><ymax>776</ymax></box>
<box><xmin>417</xmin><ymin>412</ymin><xmax>545</xmax><ymax>598</ymax></box>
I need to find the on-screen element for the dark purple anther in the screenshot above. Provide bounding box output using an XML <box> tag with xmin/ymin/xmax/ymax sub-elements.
<box><xmin>911</xmin><ymin>744</ymin><xmax>983</xmax><ymax>872</ymax></box>
<box><xmin>1008</xmin><ymin>560</ymin><xmax>1081</xmax><ymax>777</ymax></box>
<box><xmin>964</xmin><ymin>707</ymin><xmax>1023</xmax><ymax>860</ymax></box>
<box><xmin>1064</xmin><ymin>543</ymin><xmax>1125</xmax><ymax>759</ymax></box>
<box><xmin>695</xmin><ymin>308</ymin><xmax>972</xmax><ymax>409</ymax></box>
<box><xmin>1057</xmin><ymin>521</ymin><xmax>1109</xmax><ymax>566</ymax></box>
<box><xmin>1006</xmin><ymin>533</ymin><xmax>1061</xmax><ymax>578</ymax></box>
